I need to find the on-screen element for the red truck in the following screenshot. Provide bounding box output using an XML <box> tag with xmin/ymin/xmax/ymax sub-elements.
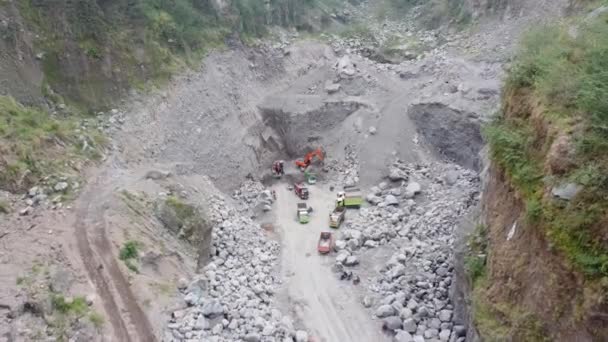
<box><xmin>317</xmin><ymin>232</ymin><xmax>333</xmax><ymax>254</ymax></box>
<box><xmin>294</xmin><ymin>183</ymin><xmax>309</xmax><ymax>200</ymax></box>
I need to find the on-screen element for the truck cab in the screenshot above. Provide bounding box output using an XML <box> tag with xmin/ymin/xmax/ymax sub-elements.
<box><xmin>294</xmin><ymin>183</ymin><xmax>309</xmax><ymax>200</ymax></box>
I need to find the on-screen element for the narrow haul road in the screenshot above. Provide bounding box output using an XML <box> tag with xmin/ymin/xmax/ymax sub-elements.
<box><xmin>273</xmin><ymin>184</ymin><xmax>389</xmax><ymax>342</ymax></box>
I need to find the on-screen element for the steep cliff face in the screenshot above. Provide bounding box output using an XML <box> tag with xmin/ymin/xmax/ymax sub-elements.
<box><xmin>467</xmin><ymin>9</ymin><xmax>608</xmax><ymax>341</ymax></box>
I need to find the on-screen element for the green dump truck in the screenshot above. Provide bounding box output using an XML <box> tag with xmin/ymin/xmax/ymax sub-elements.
<box><xmin>297</xmin><ymin>203</ymin><xmax>310</xmax><ymax>224</ymax></box>
<box><xmin>336</xmin><ymin>186</ymin><xmax>363</xmax><ymax>208</ymax></box>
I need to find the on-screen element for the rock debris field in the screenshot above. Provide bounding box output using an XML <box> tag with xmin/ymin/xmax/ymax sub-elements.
<box><xmin>165</xmin><ymin>157</ymin><xmax>478</xmax><ymax>342</ymax></box>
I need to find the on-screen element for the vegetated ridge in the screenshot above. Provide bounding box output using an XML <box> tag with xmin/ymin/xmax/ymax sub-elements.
<box><xmin>468</xmin><ymin>7</ymin><xmax>608</xmax><ymax>341</ymax></box>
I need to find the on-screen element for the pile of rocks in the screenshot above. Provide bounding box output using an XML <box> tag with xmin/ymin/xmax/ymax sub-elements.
<box><xmin>165</xmin><ymin>194</ymin><xmax>305</xmax><ymax>342</ymax></box>
<box><xmin>231</xmin><ymin>180</ymin><xmax>275</xmax><ymax>215</ymax></box>
<box><xmin>325</xmin><ymin>144</ymin><xmax>360</xmax><ymax>188</ymax></box>
<box><xmin>369</xmin><ymin>247</ymin><xmax>467</xmax><ymax>342</ymax></box>
<box><xmin>333</xmin><ymin>161</ymin><xmax>477</xmax><ymax>342</ymax></box>
<box><xmin>19</xmin><ymin>177</ymin><xmax>80</xmax><ymax>215</ymax></box>
<box><xmin>334</xmin><ymin>162</ymin><xmax>477</xmax><ymax>252</ymax></box>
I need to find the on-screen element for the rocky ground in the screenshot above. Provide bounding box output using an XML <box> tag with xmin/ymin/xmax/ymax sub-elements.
<box><xmin>349</xmin><ymin>161</ymin><xmax>478</xmax><ymax>342</ymax></box>
<box><xmin>164</xmin><ymin>193</ymin><xmax>303</xmax><ymax>342</ymax></box>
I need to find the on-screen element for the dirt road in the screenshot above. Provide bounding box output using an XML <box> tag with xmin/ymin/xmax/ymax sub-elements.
<box><xmin>273</xmin><ymin>183</ymin><xmax>390</xmax><ymax>342</ymax></box>
<box><xmin>74</xmin><ymin>164</ymin><xmax>157</xmax><ymax>342</ymax></box>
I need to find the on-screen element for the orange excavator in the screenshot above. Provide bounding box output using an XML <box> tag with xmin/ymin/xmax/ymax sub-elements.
<box><xmin>295</xmin><ymin>148</ymin><xmax>324</xmax><ymax>170</ymax></box>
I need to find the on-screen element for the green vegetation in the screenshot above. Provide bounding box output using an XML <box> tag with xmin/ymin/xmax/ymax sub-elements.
<box><xmin>50</xmin><ymin>294</ymin><xmax>103</xmax><ymax>339</ymax></box>
<box><xmin>484</xmin><ymin>119</ymin><xmax>543</xmax><ymax>197</ymax></box>
<box><xmin>466</xmin><ymin>225</ymin><xmax>550</xmax><ymax>339</ymax></box>
<box><xmin>338</xmin><ymin>23</ymin><xmax>375</xmax><ymax>41</ymax></box>
<box><xmin>15</xmin><ymin>276</ymin><xmax>26</xmax><ymax>286</ymax></box>
<box><xmin>119</xmin><ymin>240</ymin><xmax>141</xmax><ymax>272</ymax></box>
<box><xmin>473</xmin><ymin>292</ymin><xmax>549</xmax><ymax>342</ymax></box>
<box><xmin>0</xmin><ymin>95</ymin><xmax>105</xmax><ymax>192</ymax></box>
<box><xmin>0</xmin><ymin>200</ymin><xmax>9</xmax><ymax>214</ymax></box>
<box><xmin>17</xmin><ymin>0</ymin><xmax>341</xmax><ymax>109</ymax></box>
<box><xmin>165</xmin><ymin>196</ymin><xmax>208</xmax><ymax>240</ymax></box>
<box><xmin>51</xmin><ymin>295</ymin><xmax>88</xmax><ymax>315</ymax></box>
<box><xmin>488</xmin><ymin>12</ymin><xmax>608</xmax><ymax>277</ymax></box>
<box><xmin>88</xmin><ymin>312</ymin><xmax>105</xmax><ymax>329</ymax></box>
<box><xmin>120</xmin><ymin>190</ymin><xmax>149</xmax><ymax>217</ymax></box>
<box><xmin>150</xmin><ymin>281</ymin><xmax>174</xmax><ymax>295</ymax></box>
<box><xmin>465</xmin><ymin>224</ymin><xmax>488</xmax><ymax>287</ymax></box>
<box><xmin>377</xmin><ymin>0</ymin><xmax>472</xmax><ymax>29</ymax></box>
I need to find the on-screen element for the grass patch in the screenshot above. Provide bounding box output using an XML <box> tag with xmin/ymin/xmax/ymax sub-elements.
<box><xmin>473</xmin><ymin>282</ymin><xmax>550</xmax><ymax>342</ymax></box>
<box><xmin>484</xmin><ymin>118</ymin><xmax>544</xmax><ymax>197</ymax></box>
<box><xmin>0</xmin><ymin>200</ymin><xmax>10</xmax><ymax>214</ymax></box>
<box><xmin>119</xmin><ymin>240</ymin><xmax>141</xmax><ymax>273</ymax></box>
<box><xmin>0</xmin><ymin>96</ymin><xmax>105</xmax><ymax>193</ymax></box>
<box><xmin>51</xmin><ymin>295</ymin><xmax>88</xmax><ymax>316</ymax></box>
<box><xmin>338</xmin><ymin>22</ymin><xmax>375</xmax><ymax>41</ymax></box>
<box><xmin>377</xmin><ymin>0</ymin><xmax>472</xmax><ymax>29</ymax></box>
<box><xmin>120</xmin><ymin>190</ymin><xmax>148</xmax><ymax>217</ymax></box>
<box><xmin>88</xmin><ymin>312</ymin><xmax>105</xmax><ymax>329</ymax></box>
<box><xmin>525</xmin><ymin>197</ymin><xmax>543</xmax><ymax>223</ymax></box>
<box><xmin>119</xmin><ymin>241</ymin><xmax>139</xmax><ymax>260</ymax></box>
<box><xmin>165</xmin><ymin>196</ymin><xmax>208</xmax><ymax>240</ymax></box>
<box><xmin>16</xmin><ymin>276</ymin><xmax>27</xmax><ymax>286</ymax></box>
<box><xmin>49</xmin><ymin>294</ymin><xmax>96</xmax><ymax>340</ymax></box>
<box><xmin>465</xmin><ymin>224</ymin><xmax>488</xmax><ymax>287</ymax></box>
<box><xmin>150</xmin><ymin>281</ymin><xmax>174</xmax><ymax>296</ymax></box>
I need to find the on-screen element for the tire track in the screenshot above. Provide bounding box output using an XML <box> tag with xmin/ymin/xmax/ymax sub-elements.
<box><xmin>75</xmin><ymin>171</ymin><xmax>157</xmax><ymax>342</ymax></box>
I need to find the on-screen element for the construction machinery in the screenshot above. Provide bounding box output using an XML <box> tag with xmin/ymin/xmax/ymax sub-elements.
<box><xmin>294</xmin><ymin>183</ymin><xmax>309</xmax><ymax>200</ymax></box>
<box><xmin>272</xmin><ymin>160</ymin><xmax>285</xmax><ymax>178</ymax></box>
<box><xmin>295</xmin><ymin>148</ymin><xmax>324</xmax><ymax>170</ymax></box>
<box><xmin>336</xmin><ymin>186</ymin><xmax>363</xmax><ymax>208</ymax></box>
<box><xmin>317</xmin><ymin>232</ymin><xmax>333</xmax><ymax>254</ymax></box>
<box><xmin>297</xmin><ymin>203</ymin><xmax>310</xmax><ymax>224</ymax></box>
<box><xmin>329</xmin><ymin>206</ymin><xmax>346</xmax><ymax>228</ymax></box>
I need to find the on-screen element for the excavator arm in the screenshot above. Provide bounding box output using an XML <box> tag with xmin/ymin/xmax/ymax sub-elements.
<box><xmin>295</xmin><ymin>148</ymin><xmax>324</xmax><ymax>169</ymax></box>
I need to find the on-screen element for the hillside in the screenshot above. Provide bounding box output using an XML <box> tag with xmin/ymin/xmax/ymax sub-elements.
<box><xmin>0</xmin><ymin>0</ymin><xmax>344</xmax><ymax>110</ymax></box>
<box><xmin>468</xmin><ymin>7</ymin><xmax>608</xmax><ymax>340</ymax></box>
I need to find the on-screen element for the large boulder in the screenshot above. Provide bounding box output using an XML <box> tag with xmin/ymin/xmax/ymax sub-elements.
<box><xmin>336</xmin><ymin>55</ymin><xmax>357</xmax><ymax>77</ymax></box>
<box><xmin>376</xmin><ymin>304</ymin><xmax>397</xmax><ymax>318</ymax></box>
<box><xmin>438</xmin><ymin>309</ymin><xmax>453</xmax><ymax>322</ymax></box>
<box><xmin>344</xmin><ymin>256</ymin><xmax>359</xmax><ymax>266</ymax></box>
<box><xmin>394</xmin><ymin>330</ymin><xmax>414</xmax><ymax>342</ymax></box>
<box><xmin>366</xmin><ymin>194</ymin><xmax>383</xmax><ymax>205</ymax></box>
<box><xmin>325</xmin><ymin>81</ymin><xmax>341</xmax><ymax>94</ymax></box>
<box><xmin>403</xmin><ymin>318</ymin><xmax>417</xmax><ymax>333</ymax></box>
<box><xmin>295</xmin><ymin>330</ymin><xmax>309</xmax><ymax>342</ymax></box>
<box><xmin>389</xmin><ymin>168</ymin><xmax>408</xmax><ymax>181</ymax></box>
<box><xmin>551</xmin><ymin>183</ymin><xmax>582</xmax><ymax>201</ymax></box>
<box><xmin>202</xmin><ymin>300</ymin><xmax>224</xmax><ymax>318</ymax></box>
<box><xmin>385</xmin><ymin>195</ymin><xmax>400</xmax><ymax>206</ymax></box>
<box><xmin>383</xmin><ymin>316</ymin><xmax>403</xmax><ymax>331</ymax></box>
<box><xmin>404</xmin><ymin>182</ymin><xmax>421</xmax><ymax>199</ymax></box>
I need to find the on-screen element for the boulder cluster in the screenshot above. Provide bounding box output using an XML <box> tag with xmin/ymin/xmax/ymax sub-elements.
<box><xmin>335</xmin><ymin>161</ymin><xmax>479</xmax><ymax>342</ymax></box>
<box><xmin>164</xmin><ymin>194</ymin><xmax>305</xmax><ymax>342</ymax></box>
